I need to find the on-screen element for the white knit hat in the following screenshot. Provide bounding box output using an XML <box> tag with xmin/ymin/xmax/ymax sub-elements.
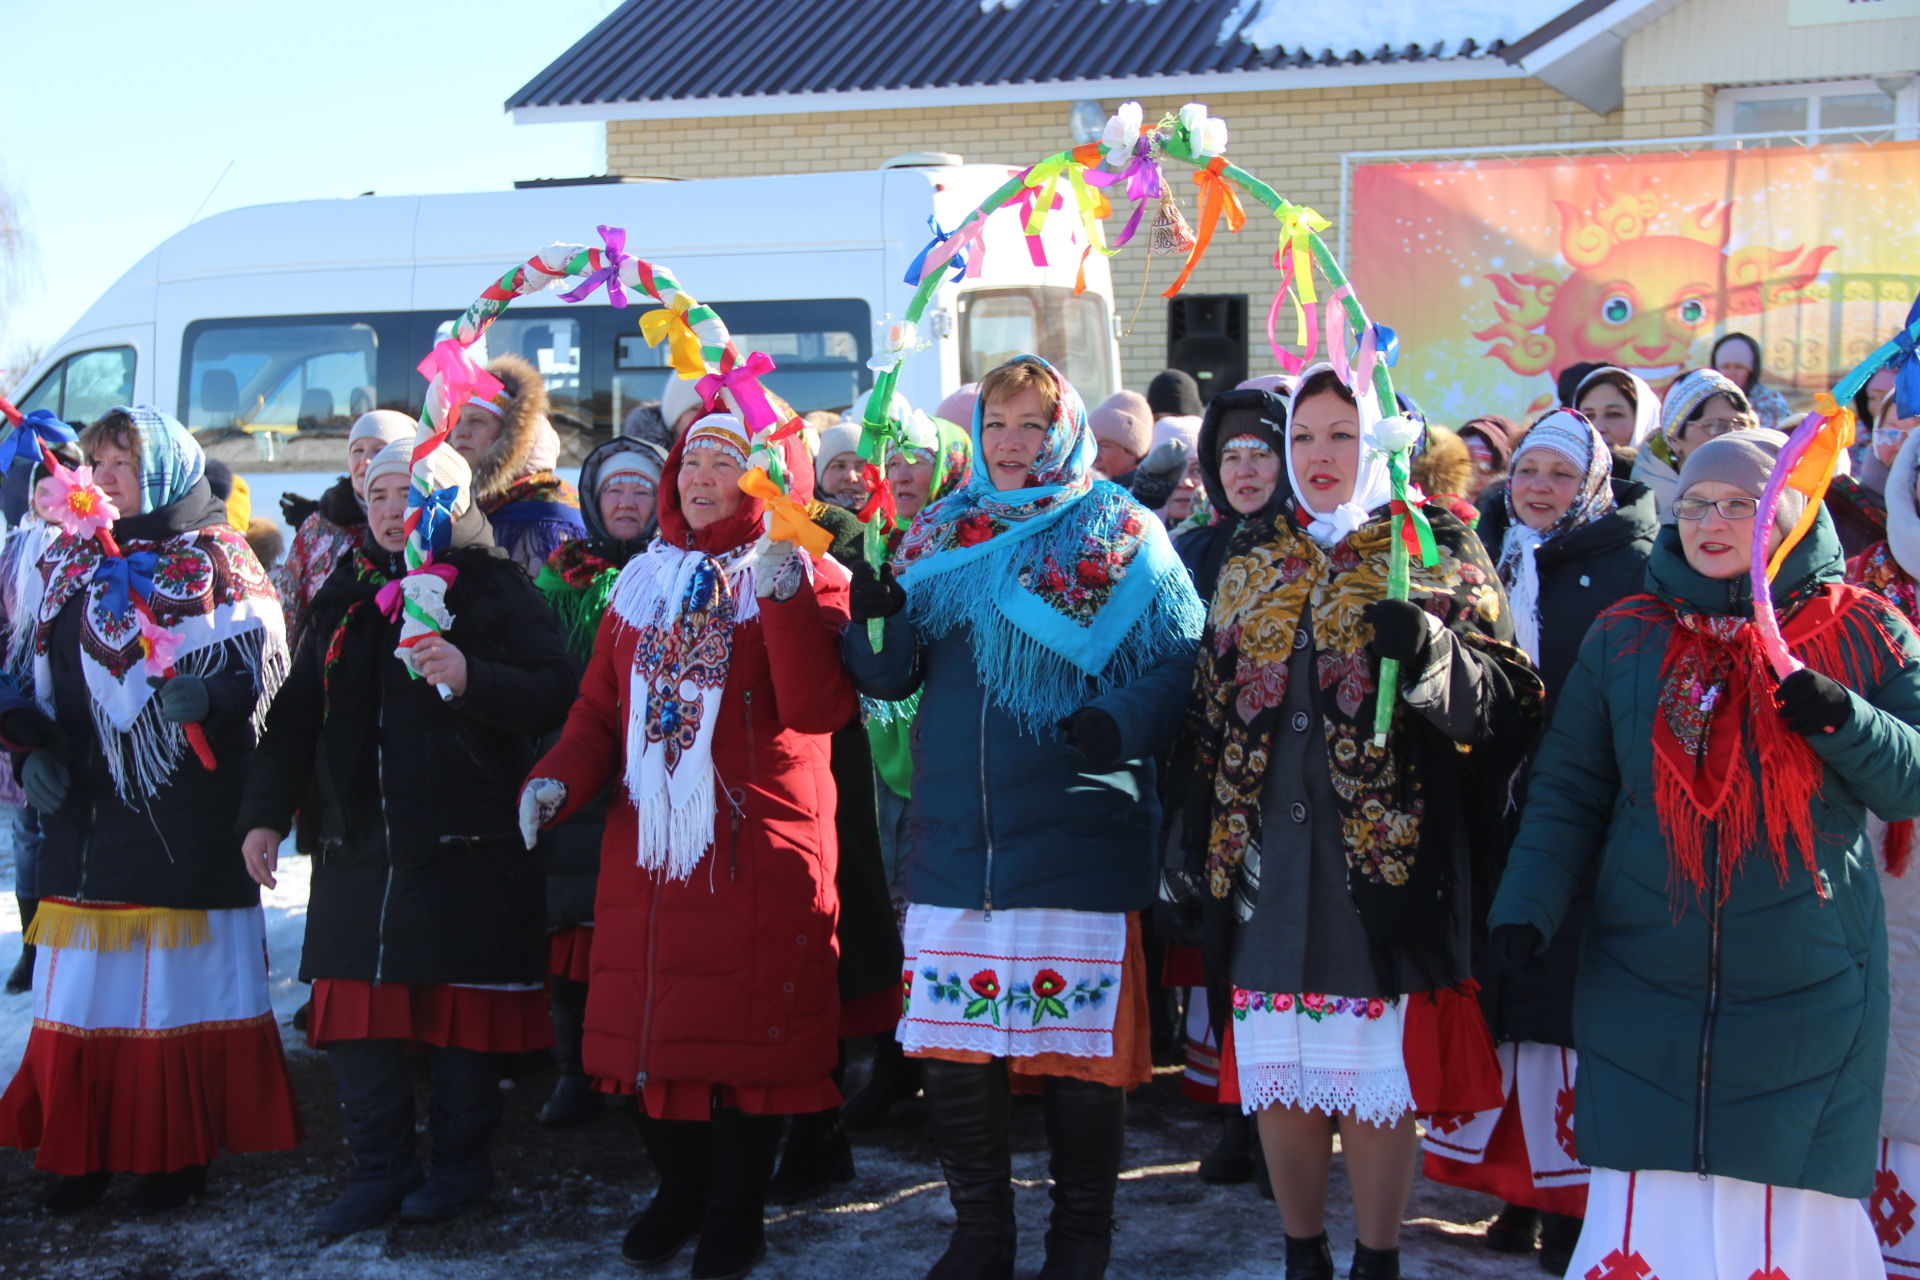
<box><xmin>348</xmin><ymin>410</ymin><xmax>418</xmax><ymax>450</ymax></box>
<box><xmin>661</xmin><ymin>372</ymin><xmax>706</xmax><ymax>437</ymax></box>
<box><xmin>364</xmin><ymin>439</ymin><xmax>473</xmax><ymax>519</ymax></box>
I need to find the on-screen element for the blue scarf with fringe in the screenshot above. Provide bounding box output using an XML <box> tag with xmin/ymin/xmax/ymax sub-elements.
<box><xmin>895</xmin><ymin>355</ymin><xmax>1203</xmax><ymax>732</ymax></box>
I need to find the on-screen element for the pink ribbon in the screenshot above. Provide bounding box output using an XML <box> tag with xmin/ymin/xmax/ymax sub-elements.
<box><xmin>1266</xmin><ymin>247</ymin><xmax>1319</xmax><ymax>376</ymax></box>
<box><xmin>1012</xmin><ymin>182</ymin><xmax>1064</xmax><ymax>267</ymax></box>
<box><xmin>1082</xmin><ymin>141</ymin><xmax>1161</xmax><ymax>248</ymax></box>
<box><xmin>696</xmin><ymin>350</ymin><xmax>781</xmax><ymax>434</ymax></box>
<box><xmin>375</xmin><ymin>562</ymin><xmax>460</xmax><ymax>622</ymax></box>
<box><xmin>558</xmin><ymin>225</ymin><xmax>630</xmax><ymax>308</ymax></box>
<box><xmin>416</xmin><ymin>339</ymin><xmax>503</xmax><ymax>449</ymax></box>
<box><xmin>921</xmin><ymin>212</ymin><xmax>989</xmax><ymax>282</ymax></box>
<box><xmin>1325</xmin><ymin>286</ymin><xmax>1380</xmax><ymax>392</ymax></box>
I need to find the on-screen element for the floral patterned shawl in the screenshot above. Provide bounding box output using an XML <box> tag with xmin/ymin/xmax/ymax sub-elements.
<box><xmin>896</xmin><ymin>355</ymin><xmax>1203</xmax><ymax>732</ymax></box>
<box><xmin>1185</xmin><ymin>500</ymin><xmax>1539</xmax><ymax>986</ymax></box>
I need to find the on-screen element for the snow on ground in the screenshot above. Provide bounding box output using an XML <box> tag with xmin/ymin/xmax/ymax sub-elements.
<box><xmin>0</xmin><ymin>832</ymin><xmax>1549</xmax><ymax>1278</ymax></box>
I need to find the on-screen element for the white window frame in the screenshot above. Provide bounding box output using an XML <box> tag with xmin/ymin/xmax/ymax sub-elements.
<box><xmin>1714</xmin><ymin>77</ymin><xmax>1920</xmax><ymax>145</ymax></box>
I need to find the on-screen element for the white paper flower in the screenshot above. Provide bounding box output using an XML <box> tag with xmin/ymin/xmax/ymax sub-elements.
<box><xmin>866</xmin><ymin>318</ymin><xmax>926</xmax><ymax>373</ymax></box>
<box><xmin>1101</xmin><ymin>102</ymin><xmax>1143</xmax><ymax>158</ymax></box>
<box><xmin>1367</xmin><ymin>414</ymin><xmax>1423</xmax><ymax>455</ymax></box>
<box><xmin>1177</xmin><ymin>103</ymin><xmax>1228</xmax><ymax>158</ymax></box>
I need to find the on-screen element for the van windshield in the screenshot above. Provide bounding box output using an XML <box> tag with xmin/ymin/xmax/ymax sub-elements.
<box><xmin>958</xmin><ymin>288</ymin><xmax>1114</xmax><ymax>403</ymax></box>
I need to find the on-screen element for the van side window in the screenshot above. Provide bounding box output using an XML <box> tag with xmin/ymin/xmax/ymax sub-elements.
<box><xmin>608</xmin><ymin>299</ymin><xmax>871</xmax><ymax>424</ymax></box>
<box><xmin>959</xmin><ymin>288</ymin><xmax>1114</xmax><ymax>404</ymax></box>
<box><xmin>435</xmin><ymin>314</ymin><xmax>587</xmax><ymax>446</ymax></box>
<box><xmin>14</xmin><ymin>347</ymin><xmax>135</xmax><ymax>426</ymax></box>
<box><xmin>184</xmin><ymin>320</ymin><xmax>380</xmax><ymax>460</ymax></box>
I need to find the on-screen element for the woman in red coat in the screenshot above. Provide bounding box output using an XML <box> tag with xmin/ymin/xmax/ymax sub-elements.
<box><xmin>519</xmin><ymin>412</ymin><xmax>855</xmax><ymax>1280</ymax></box>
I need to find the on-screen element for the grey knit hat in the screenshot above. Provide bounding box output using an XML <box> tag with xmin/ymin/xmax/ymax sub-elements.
<box><xmin>1675</xmin><ymin>427</ymin><xmax>1805</xmax><ymax>534</ymax></box>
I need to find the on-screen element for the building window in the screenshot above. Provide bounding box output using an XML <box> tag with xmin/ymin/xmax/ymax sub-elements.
<box><xmin>1715</xmin><ymin>78</ymin><xmax>1918</xmax><ymax>145</ymax></box>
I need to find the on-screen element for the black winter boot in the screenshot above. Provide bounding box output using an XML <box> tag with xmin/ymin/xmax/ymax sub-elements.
<box><xmin>1283</xmin><ymin>1233</ymin><xmax>1334</xmax><ymax>1280</ymax></box>
<box><xmin>766</xmin><ymin>1107</ymin><xmax>856</xmax><ymax>1204</ymax></box>
<box><xmin>1349</xmin><ymin>1241</ymin><xmax>1400</xmax><ymax>1280</ymax></box>
<box><xmin>1196</xmin><ymin>1108</ymin><xmax>1254</xmax><ymax>1184</ymax></box>
<box><xmin>399</xmin><ymin>1046</ymin><xmax>502</xmax><ymax>1222</ymax></box>
<box><xmin>1538</xmin><ymin>1213</ymin><xmax>1582</xmax><ymax>1276</ymax></box>
<box><xmin>623</xmin><ymin>1115</ymin><xmax>710</xmax><ymax>1266</ymax></box>
<box><xmin>843</xmin><ymin>1032</ymin><xmax>919</xmax><ymax>1121</ymax></box>
<box><xmin>43</xmin><ymin>1171</ymin><xmax>109</xmax><ymax>1215</ymax></box>
<box><xmin>1036</xmin><ymin>1076</ymin><xmax>1125</xmax><ymax>1280</ymax></box>
<box><xmin>919</xmin><ymin>1057</ymin><xmax>1016</xmax><ymax>1280</ymax></box>
<box><xmin>129</xmin><ymin>1164</ymin><xmax>208</xmax><ymax>1212</ymax></box>
<box><xmin>539</xmin><ymin>978</ymin><xmax>601</xmax><ymax>1129</ymax></box>
<box><xmin>689</xmin><ymin>1107</ymin><xmax>782</xmax><ymax>1280</ymax></box>
<box><xmin>1485</xmin><ymin>1203</ymin><xmax>1540</xmax><ymax>1253</ymax></box>
<box><xmin>315</xmin><ymin>1040</ymin><xmax>421</xmax><ymax>1236</ymax></box>
<box><xmin>7</xmin><ymin>897</ymin><xmax>36</xmax><ymax>995</ymax></box>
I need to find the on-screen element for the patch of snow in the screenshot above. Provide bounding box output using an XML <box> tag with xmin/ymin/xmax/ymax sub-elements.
<box><xmin>1228</xmin><ymin>0</ymin><xmax>1569</xmax><ymax>54</ymax></box>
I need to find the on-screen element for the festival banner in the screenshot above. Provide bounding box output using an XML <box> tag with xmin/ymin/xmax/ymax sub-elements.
<box><xmin>1349</xmin><ymin>141</ymin><xmax>1920</xmax><ymax>425</ymax></box>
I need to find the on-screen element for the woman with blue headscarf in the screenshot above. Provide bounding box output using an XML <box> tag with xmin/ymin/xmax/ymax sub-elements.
<box><xmin>844</xmin><ymin>355</ymin><xmax>1204</xmax><ymax>1280</ymax></box>
<box><xmin>0</xmin><ymin>407</ymin><xmax>302</xmax><ymax>1215</ymax></box>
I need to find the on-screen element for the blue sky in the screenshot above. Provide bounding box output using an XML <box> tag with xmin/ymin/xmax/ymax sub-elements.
<box><xmin>0</xmin><ymin>0</ymin><xmax>611</xmax><ymax>368</ymax></box>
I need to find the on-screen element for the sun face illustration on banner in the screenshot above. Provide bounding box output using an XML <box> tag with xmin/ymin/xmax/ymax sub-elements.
<box><xmin>1350</xmin><ymin>142</ymin><xmax>1920</xmax><ymax>425</ymax></box>
<box><xmin>1475</xmin><ymin>172</ymin><xmax>1835</xmax><ymax>392</ymax></box>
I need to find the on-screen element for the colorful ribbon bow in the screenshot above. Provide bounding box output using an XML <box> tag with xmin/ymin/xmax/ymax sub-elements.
<box><xmin>375</xmin><ymin>562</ymin><xmax>460</xmax><ymax>623</ymax></box>
<box><xmin>738</xmin><ymin>466</ymin><xmax>832</xmax><ymax>557</ymax></box>
<box><xmin>919</xmin><ymin>212</ymin><xmax>989</xmax><ymax>283</ymax></box>
<box><xmin>856</xmin><ymin>462</ymin><xmax>898</xmax><ymax>530</ymax></box>
<box><xmin>905</xmin><ymin>216</ymin><xmax>972</xmax><ymax>287</ymax></box>
<box><xmin>417</xmin><ymin>339</ymin><xmax>504</xmax><ymax>439</ymax></box>
<box><xmin>640</xmin><ymin>295</ymin><xmax>706</xmax><ymax>381</ymax></box>
<box><xmin>93</xmin><ymin>550</ymin><xmax>159</xmax><ymax>620</ymax></box>
<box><xmin>1164</xmin><ymin>157</ymin><xmax>1246</xmax><ymax>298</ymax></box>
<box><xmin>0</xmin><ymin>409</ymin><xmax>77</xmax><ymax>471</ymax></box>
<box><xmin>1327</xmin><ymin>287</ymin><xmax>1400</xmax><ymax>393</ymax></box>
<box><xmin>406</xmin><ymin>484</ymin><xmax>463</xmax><ymax>554</ymax></box>
<box><xmin>697</xmin><ymin>351</ymin><xmax>781</xmax><ymax>435</ymax></box>
<box><xmin>1084</xmin><ymin>141</ymin><xmax>1163</xmax><ymax>248</ymax></box>
<box><xmin>559</xmin><ymin>225</ymin><xmax>631</xmax><ymax>308</ymax></box>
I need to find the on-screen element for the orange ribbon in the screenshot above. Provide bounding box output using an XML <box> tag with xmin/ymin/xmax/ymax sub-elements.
<box><xmin>1768</xmin><ymin>392</ymin><xmax>1857</xmax><ymax>579</ymax></box>
<box><xmin>739</xmin><ymin>467</ymin><xmax>833</xmax><ymax>558</ymax></box>
<box><xmin>1163</xmin><ymin>157</ymin><xmax>1245</xmax><ymax>299</ymax></box>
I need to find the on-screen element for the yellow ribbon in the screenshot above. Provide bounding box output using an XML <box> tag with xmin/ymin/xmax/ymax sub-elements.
<box><xmin>1768</xmin><ymin>392</ymin><xmax>1856</xmax><ymax>578</ymax></box>
<box><xmin>640</xmin><ymin>295</ymin><xmax>706</xmax><ymax>381</ymax></box>
<box><xmin>1274</xmin><ymin>202</ymin><xmax>1331</xmax><ymax>306</ymax></box>
<box><xmin>739</xmin><ymin>466</ymin><xmax>833</xmax><ymax>558</ymax></box>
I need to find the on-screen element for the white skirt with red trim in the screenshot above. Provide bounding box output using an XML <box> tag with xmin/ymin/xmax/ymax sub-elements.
<box><xmin>1873</xmin><ymin>1136</ymin><xmax>1920</xmax><ymax>1280</ymax></box>
<box><xmin>1422</xmin><ymin>1041</ymin><xmax>1589</xmax><ymax>1216</ymax></box>
<box><xmin>0</xmin><ymin>904</ymin><xmax>303</xmax><ymax>1175</ymax></box>
<box><xmin>1571</xmin><ymin>1167</ymin><xmax>1885</xmax><ymax>1280</ymax></box>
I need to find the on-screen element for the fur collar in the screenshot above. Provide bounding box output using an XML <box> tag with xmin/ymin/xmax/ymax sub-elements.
<box><xmin>468</xmin><ymin>353</ymin><xmax>552</xmax><ymax>504</ymax></box>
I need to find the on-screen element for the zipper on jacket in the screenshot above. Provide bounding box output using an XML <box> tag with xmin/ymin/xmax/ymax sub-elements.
<box><xmin>636</xmin><ymin>872</ymin><xmax>663</xmax><ymax>1089</ymax></box>
<box><xmin>372</xmin><ymin>699</ymin><xmax>398</xmax><ymax>983</ymax></box>
<box><xmin>1694</xmin><ymin>849</ymin><xmax>1724</xmax><ymax>1173</ymax></box>
<box><xmin>978</xmin><ymin>695</ymin><xmax>995</xmax><ymax>919</ymax></box>
<box><xmin>723</xmin><ymin>785</ymin><xmax>745</xmax><ymax>882</ymax></box>
<box><xmin>78</xmin><ymin>795</ymin><xmax>96</xmax><ymax>901</ymax></box>
<box><xmin>744</xmin><ymin>690</ymin><xmax>759</xmax><ymax>784</ymax></box>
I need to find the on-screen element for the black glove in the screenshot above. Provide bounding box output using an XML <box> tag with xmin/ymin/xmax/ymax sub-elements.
<box><xmin>1490</xmin><ymin>923</ymin><xmax>1544</xmax><ymax>977</ymax></box>
<box><xmin>1775</xmin><ymin>667</ymin><xmax>1851</xmax><ymax>736</ymax></box>
<box><xmin>1363</xmin><ymin>598</ymin><xmax>1435</xmax><ymax>668</ymax></box>
<box><xmin>1058</xmin><ymin>707</ymin><xmax>1124</xmax><ymax>772</ymax></box>
<box><xmin>279</xmin><ymin>491</ymin><xmax>320</xmax><ymax>528</ymax></box>
<box><xmin>1</xmin><ymin>707</ymin><xmax>56</xmax><ymax>751</ymax></box>
<box><xmin>147</xmin><ymin>675</ymin><xmax>210</xmax><ymax>724</ymax></box>
<box><xmin>849</xmin><ymin>562</ymin><xmax>907</xmax><ymax>623</ymax></box>
<box><xmin>21</xmin><ymin>750</ymin><xmax>68</xmax><ymax>814</ymax></box>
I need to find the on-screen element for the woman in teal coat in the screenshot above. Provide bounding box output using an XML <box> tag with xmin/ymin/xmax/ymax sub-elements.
<box><xmin>1491</xmin><ymin>428</ymin><xmax>1920</xmax><ymax>1279</ymax></box>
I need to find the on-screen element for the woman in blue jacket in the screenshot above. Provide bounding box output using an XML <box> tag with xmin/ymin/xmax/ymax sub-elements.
<box><xmin>843</xmin><ymin>355</ymin><xmax>1202</xmax><ymax>1280</ymax></box>
<box><xmin>1492</xmin><ymin>429</ymin><xmax>1920</xmax><ymax>1278</ymax></box>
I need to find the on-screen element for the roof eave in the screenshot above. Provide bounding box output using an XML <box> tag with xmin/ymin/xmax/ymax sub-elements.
<box><xmin>1502</xmin><ymin>0</ymin><xmax>1690</xmax><ymax>115</ymax></box>
<box><xmin>509</xmin><ymin>58</ymin><xmax>1530</xmax><ymax>126</ymax></box>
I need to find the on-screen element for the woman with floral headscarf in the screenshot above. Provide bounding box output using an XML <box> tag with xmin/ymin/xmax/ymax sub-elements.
<box><xmin>1630</xmin><ymin>368</ymin><xmax>1756</xmax><ymax>523</ymax></box>
<box><xmin>1182</xmin><ymin>365</ymin><xmax>1542</xmax><ymax>1280</ymax></box>
<box><xmin>1492</xmin><ymin>430</ymin><xmax>1920</xmax><ymax>1279</ymax></box>
<box><xmin>239</xmin><ymin>437</ymin><xmax>575</xmax><ymax>1234</ymax></box>
<box><xmin>1422</xmin><ymin>409</ymin><xmax>1655</xmax><ymax>1273</ymax></box>
<box><xmin>844</xmin><ymin>355</ymin><xmax>1204</xmax><ymax>1280</ymax></box>
<box><xmin>518</xmin><ymin>413</ymin><xmax>855</xmax><ymax>1279</ymax></box>
<box><xmin>0</xmin><ymin>407</ymin><xmax>301</xmax><ymax>1215</ymax></box>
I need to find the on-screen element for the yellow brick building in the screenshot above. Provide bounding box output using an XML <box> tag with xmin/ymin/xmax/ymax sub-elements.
<box><xmin>514</xmin><ymin>0</ymin><xmax>1920</xmax><ymax>398</ymax></box>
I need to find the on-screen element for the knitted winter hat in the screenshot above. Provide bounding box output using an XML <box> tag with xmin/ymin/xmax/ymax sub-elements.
<box><xmin>1662</xmin><ymin>369</ymin><xmax>1750</xmax><ymax>440</ymax></box>
<box><xmin>1146</xmin><ymin>369</ymin><xmax>1203</xmax><ymax>417</ymax></box>
<box><xmin>1675</xmin><ymin>427</ymin><xmax>1803</xmax><ymax>534</ymax></box>
<box><xmin>684</xmin><ymin>413</ymin><xmax>751</xmax><ymax>466</ymax></box>
<box><xmin>1089</xmin><ymin>401</ymin><xmax>1153</xmax><ymax>459</ymax></box>
<box><xmin>1151</xmin><ymin>414</ymin><xmax>1202</xmax><ymax>456</ymax></box>
<box><xmin>348</xmin><ymin>409</ymin><xmax>418</xmax><ymax>450</ymax></box>
<box><xmin>365</xmin><ymin>438</ymin><xmax>474</xmax><ymax>520</ymax></box>
<box><xmin>935</xmin><ymin>384</ymin><xmax>979</xmax><ymax>429</ymax></box>
<box><xmin>1511</xmin><ymin>410</ymin><xmax>1597</xmax><ymax>475</ymax></box>
<box><xmin>813</xmin><ymin>422</ymin><xmax>864</xmax><ymax>484</ymax></box>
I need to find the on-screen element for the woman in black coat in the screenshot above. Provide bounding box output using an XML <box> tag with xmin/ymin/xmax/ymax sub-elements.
<box><xmin>238</xmin><ymin>438</ymin><xmax>576</xmax><ymax>1237</ymax></box>
<box><xmin>1423</xmin><ymin>408</ymin><xmax>1655</xmax><ymax>1273</ymax></box>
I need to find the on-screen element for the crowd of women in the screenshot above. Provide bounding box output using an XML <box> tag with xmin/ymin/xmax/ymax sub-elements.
<box><xmin>0</xmin><ymin>323</ymin><xmax>1918</xmax><ymax>1280</ymax></box>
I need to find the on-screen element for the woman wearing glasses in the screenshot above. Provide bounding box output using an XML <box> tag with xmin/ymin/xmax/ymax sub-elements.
<box><xmin>1630</xmin><ymin>369</ymin><xmax>1758</xmax><ymax>523</ymax></box>
<box><xmin>1491</xmin><ymin>428</ymin><xmax>1920</xmax><ymax>1278</ymax></box>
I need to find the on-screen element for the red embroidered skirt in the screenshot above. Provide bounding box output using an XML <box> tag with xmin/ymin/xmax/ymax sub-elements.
<box><xmin>307</xmin><ymin>979</ymin><xmax>553</xmax><ymax>1054</ymax></box>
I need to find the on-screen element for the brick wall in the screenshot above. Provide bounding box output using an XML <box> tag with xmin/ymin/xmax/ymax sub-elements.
<box><xmin>605</xmin><ymin>78</ymin><xmax>1628</xmax><ymax>403</ymax></box>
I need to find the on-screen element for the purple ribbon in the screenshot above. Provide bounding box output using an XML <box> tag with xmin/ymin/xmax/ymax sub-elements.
<box><xmin>558</xmin><ymin>225</ymin><xmax>630</xmax><ymax>308</ymax></box>
<box><xmin>1083</xmin><ymin>139</ymin><xmax>1162</xmax><ymax>248</ymax></box>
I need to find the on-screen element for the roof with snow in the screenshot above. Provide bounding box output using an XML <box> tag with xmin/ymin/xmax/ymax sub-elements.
<box><xmin>508</xmin><ymin>0</ymin><xmax>1664</xmax><ymax>122</ymax></box>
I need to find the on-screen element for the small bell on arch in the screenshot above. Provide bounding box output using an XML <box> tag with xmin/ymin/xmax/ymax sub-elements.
<box><xmin>1150</xmin><ymin>189</ymin><xmax>1197</xmax><ymax>258</ymax></box>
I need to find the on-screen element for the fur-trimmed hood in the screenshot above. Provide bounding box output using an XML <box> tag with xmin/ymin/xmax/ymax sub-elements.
<box><xmin>468</xmin><ymin>354</ymin><xmax>557</xmax><ymax>503</ymax></box>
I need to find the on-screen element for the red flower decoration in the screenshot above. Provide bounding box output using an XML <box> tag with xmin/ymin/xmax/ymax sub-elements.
<box><xmin>969</xmin><ymin>969</ymin><xmax>1001</xmax><ymax>999</ymax></box>
<box><xmin>1075</xmin><ymin>558</ymin><xmax>1109</xmax><ymax>588</ymax></box>
<box><xmin>956</xmin><ymin>514</ymin><xmax>995</xmax><ymax>546</ymax></box>
<box><xmin>1043</xmin><ymin>566</ymin><xmax>1068</xmax><ymax>592</ymax></box>
<box><xmin>1120</xmin><ymin>512</ymin><xmax>1142</xmax><ymax>536</ymax></box>
<box><xmin>1303</xmin><ymin>993</ymin><xmax>1326</xmax><ymax>1011</ymax></box>
<box><xmin>1032</xmin><ymin>969</ymin><xmax>1068</xmax><ymax>999</ymax></box>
